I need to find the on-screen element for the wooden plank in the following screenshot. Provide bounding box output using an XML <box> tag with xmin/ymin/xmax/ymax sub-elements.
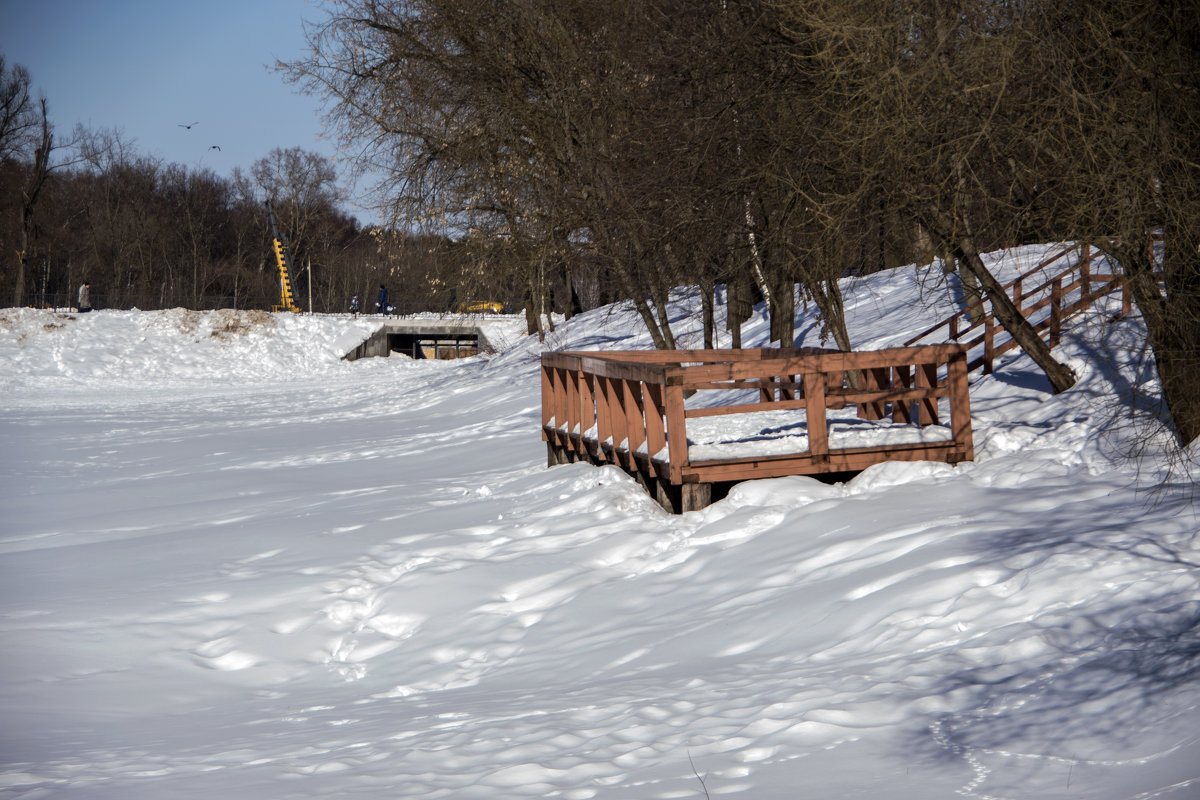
<box><xmin>859</xmin><ymin>366</ymin><xmax>891</xmax><ymax>420</ymax></box>
<box><xmin>644</xmin><ymin>382</ymin><xmax>667</xmax><ymax>461</ymax></box>
<box><xmin>540</xmin><ymin>364</ymin><xmax>554</xmax><ymax>440</ymax></box>
<box><xmin>680</xmin><ymin>442</ymin><xmax>962</xmax><ymax>483</ymax></box>
<box><xmin>552</xmin><ymin>367</ymin><xmax>568</xmax><ymax>437</ymax></box>
<box><xmin>892</xmin><ymin>365</ymin><xmax>914</xmax><ymax>423</ymax></box>
<box><xmin>679</xmin><ymin>482</ymin><xmax>712</xmax><ymax>512</ymax></box>
<box><xmin>1050</xmin><ymin>276</ymin><xmax>1063</xmax><ymax>347</ymax></box>
<box><xmin>685</xmin><ymin>398</ymin><xmax>809</xmax><ymax>419</ymax></box>
<box><xmin>688</xmin><ymin>379</ymin><xmax>768</xmax><ymax>391</ymax></box>
<box><xmin>681</xmin><ymin>384</ymin><xmax>943</xmax><ymax>421</ymax></box>
<box><xmin>759</xmin><ymin>375</ymin><xmax>774</xmax><ymax>403</ymax></box>
<box><xmin>611</xmin><ymin>378</ymin><xmax>629</xmax><ymax>468</ymax></box>
<box><xmin>578</xmin><ymin>371</ymin><xmax>597</xmax><ymax>460</ymax></box>
<box><xmin>595</xmin><ymin>376</ymin><xmax>613</xmax><ymax>463</ymax></box>
<box><xmin>623</xmin><ymin>378</ymin><xmax>645</xmax><ymax>470</ymax></box>
<box><xmin>838</xmin><ymin>385</ymin><xmax>943</xmax><ymax>407</ymax></box>
<box><xmin>577</xmin><ymin>357</ymin><xmax>669</xmax><ymax>384</ymax></box>
<box><xmin>566</xmin><ymin>365</ymin><xmax>581</xmax><ymax>447</ymax></box>
<box><xmin>631</xmin><ymin>450</ymin><xmax>670</xmax><ymax>479</ymax></box>
<box><xmin>983</xmin><ymin>316</ymin><xmax>995</xmax><ymax>374</ymax></box>
<box><xmin>948</xmin><ymin>351</ymin><xmax>975</xmax><ymax>462</ymax></box>
<box><xmin>917</xmin><ymin>362</ymin><xmax>940</xmax><ymax>425</ymax></box>
<box><xmin>803</xmin><ymin>372</ymin><xmax>828</xmax><ymax>464</ymax></box>
<box><xmin>664</xmin><ymin>384</ymin><xmax>689</xmax><ymax>483</ymax></box>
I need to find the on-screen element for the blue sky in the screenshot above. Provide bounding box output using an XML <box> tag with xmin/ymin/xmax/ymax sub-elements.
<box><xmin>0</xmin><ymin>0</ymin><xmax>378</xmax><ymax>223</ymax></box>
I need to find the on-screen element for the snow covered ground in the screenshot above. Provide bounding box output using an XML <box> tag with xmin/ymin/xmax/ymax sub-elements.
<box><xmin>1</xmin><ymin>245</ymin><xmax>1198</xmax><ymax>799</ymax></box>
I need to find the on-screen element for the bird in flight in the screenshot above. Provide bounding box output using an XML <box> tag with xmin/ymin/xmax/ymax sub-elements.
<box><xmin>178</xmin><ymin>121</ymin><xmax>199</xmax><ymax>130</ymax></box>
<box><xmin>208</xmin><ymin>145</ymin><xmax>221</xmax><ymax>151</ymax></box>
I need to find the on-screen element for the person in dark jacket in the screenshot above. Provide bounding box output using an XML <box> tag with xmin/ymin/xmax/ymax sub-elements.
<box><xmin>377</xmin><ymin>284</ymin><xmax>389</xmax><ymax>315</ymax></box>
<box><xmin>77</xmin><ymin>282</ymin><xmax>92</xmax><ymax>313</ymax></box>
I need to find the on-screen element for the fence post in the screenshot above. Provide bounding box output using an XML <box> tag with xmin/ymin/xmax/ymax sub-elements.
<box><xmin>1050</xmin><ymin>276</ymin><xmax>1063</xmax><ymax>347</ymax></box>
<box><xmin>983</xmin><ymin>315</ymin><xmax>995</xmax><ymax>374</ymax></box>
<box><xmin>622</xmin><ymin>379</ymin><xmax>644</xmax><ymax>471</ymax></box>
<box><xmin>948</xmin><ymin>350</ymin><xmax>974</xmax><ymax>461</ymax></box>
<box><xmin>803</xmin><ymin>372</ymin><xmax>829</xmax><ymax>464</ymax></box>
<box><xmin>565</xmin><ymin>364</ymin><xmax>581</xmax><ymax>459</ymax></box>
<box><xmin>541</xmin><ymin>362</ymin><xmax>556</xmax><ymax>465</ymax></box>
<box><xmin>664</xmin><ymin>382</ymin><xmax>689</xmax><ymax>484</ymax></box>
<box><xmin>916</xmin><ymin>361</ymin><xmax>939</xmax><ymax>425</ymax></box>
<box><xmin>644</xmin><ymin>381</ymin><xmax>667</xmax><ymax>464</ymax></box>
<box><xmin>892</xmin><ymin>364</ymin><xmax>913</xmax><ymax>424</ymax></box>
<box><xmin>580</xmin><ymin>371</ymin><xmax>596</xmax><ymax>462</ymax></box>
<box><xmin>1079</xmin><ymin>244</ymin><xmax>1091</xmax><ymax>300</ymax></box>
<box><xmin>595</xmin><ymin>376</ymin><xmax>612</xmax><ymax>463</ymax></box>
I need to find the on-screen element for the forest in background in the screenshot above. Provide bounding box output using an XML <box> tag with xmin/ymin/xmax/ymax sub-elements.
<box><xmin>0</xmin><ymin>122</ymin><xmax>503</xmax><ymax>315</ymax></box>
<box><xmin>3</xmin><ymin>0</ymin><xmax>1198</xmax><ymax>444</ymax></box>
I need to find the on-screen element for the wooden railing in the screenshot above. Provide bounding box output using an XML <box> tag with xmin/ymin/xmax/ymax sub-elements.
<box><xmin>541</xmin><ymin>345</ymin><xmax>973</xmax><ymax>512</ymax></box>
<box><xmin>904</xmin><ymin>242</ymin><xmax>1140</xmax><ymax>373</ymax></box>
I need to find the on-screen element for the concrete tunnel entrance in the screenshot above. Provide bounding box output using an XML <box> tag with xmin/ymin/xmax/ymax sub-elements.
<box><xmin>343</xmin><ymin>321</ymin><xmax>486</xmax><ymax>361</ymax></box>
<box><xmin>386</xmin><ymin>331</ymin><xmax>478</xmax><ymax>359</ymax></box>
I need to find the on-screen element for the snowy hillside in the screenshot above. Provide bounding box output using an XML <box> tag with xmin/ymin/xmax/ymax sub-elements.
<box><xmin>1</xmin><ymin>245</ymin><xmax>1197</xmax><ymax>800</ymax></box>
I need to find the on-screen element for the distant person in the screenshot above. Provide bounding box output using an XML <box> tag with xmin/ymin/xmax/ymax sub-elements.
<box><xmin>77</xmin><ymin>282</ymin><xmax>92</xmax><ymax>313</ymax></box>
<box><xmin>377</xmin><ymin>284</ymin><xmax>389</xmax><ymax>315</ymax></box>
<box><xmin>349</xmin><ymin>294</ymin><xmax>360</xmax><ymax>317</ymax></box>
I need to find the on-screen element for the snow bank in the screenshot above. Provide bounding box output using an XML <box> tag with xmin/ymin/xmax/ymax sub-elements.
<box><xmin>1</xmin><ymin>245</ymin><xmax>1197</xmax><ymax>800</ymax></box>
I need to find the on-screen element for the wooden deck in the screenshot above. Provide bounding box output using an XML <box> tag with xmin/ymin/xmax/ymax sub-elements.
<box><xmin>541</xmin><ymin>345</ymin><xmax>974</xmax><ymax>512</ymax></box>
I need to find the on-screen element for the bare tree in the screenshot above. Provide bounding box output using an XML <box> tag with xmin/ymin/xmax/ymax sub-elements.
<box><xmin>283</xmin><ymin>0</ymin><xmax>789</xmax><ymax>346</ymax></box>
<box><xmin>0</xmin><ymin>57</ymin><xmax>37</xmax><ymax>163</ymax></box>
<box><xmin>12</xmin><ymin>97</ymin><xmax>58</xmax><ymax>306</ymax></box>
<box><xmin>777</xmin><ymin>0</ymin><xmax>1078</xmax><ymax>390</ymax></box>
<box><xmin>1032</xmin><ymin>0</ymin><xmax>1200</xmax><ymax>444</ymax></box>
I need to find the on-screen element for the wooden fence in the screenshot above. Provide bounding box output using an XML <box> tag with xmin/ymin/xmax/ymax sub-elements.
<box><xmin>541</xmin><ymin>345</ymin><xmax>974</xmax><ymax>512</ymax></box>
<box><xmin>904</xmin><ymin>241</ymin><xmax>1150</xmax><ymax>372</ymax></box>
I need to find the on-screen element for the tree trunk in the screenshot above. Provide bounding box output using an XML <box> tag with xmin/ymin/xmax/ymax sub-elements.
<box><xmin>810</xmin><ymin>278</ymin><xmax>853</xmax><ymax>352</ymax></box>
<box><xmin>562</xmin><ymin>263</ymin><xmax>582</xmax><ymax>319</ymax></box>
<box><xmin>701</xmin><ymin>281</ymin><xmax>715</xmax><ymax>350</ymax></box>
<box><xmin>957</xmin><ymin>256</ymin><xmax>984</xmax><ymax>325</ymax></box>
<box><xmin>768</xmin><ymin>276</ymin><xmax>795</xmax><ymax>347</ymax></box>
<box><xmin>954</xmin><ymin>235</ymin><xmax>1076</xmax><ymax>393</ymax></box>
<box><xmin>13</xmin><ymin>210</ymin><xmax>30</xmax><ymax>306</ymax></box>
<box><xmin>523</xmin><ymin>286</ymin><xmax>543</xmax><ymax>340</ymax></box>
<box><xmin>1117</xmin><ymin>237</ymin><xmax>1200</xmax><ymax>445</ymax></box>
<box><xmin>15</xmin><ymin>111</ymin><xmax>52</xmax><ymax>307</ymax></box>
<box><xmin>631</xmin><ymin>294</ymin><xmax>668</xmax><ymax>350</ymax></box>
<box><xmin>650</xmin><ymin>287</ymin><xmax>677</xmax><ymax>350</ymax></box>
<box><xmin>726</xmin><ymin>269</ymin><xmax>753</xmax><ymax>349</ymax></box>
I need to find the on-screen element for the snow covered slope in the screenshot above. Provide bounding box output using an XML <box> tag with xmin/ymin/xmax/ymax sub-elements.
<box><xmin>1</xmin><ymin>246</ymin><xmax>1197</xmax><ymax>799</ymax></box>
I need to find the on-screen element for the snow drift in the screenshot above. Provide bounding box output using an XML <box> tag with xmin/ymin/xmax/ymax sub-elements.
<box><xmin>1</xmin><ymin>245</ymin><xmax>1197</xmax><ymax>799</ymax></box>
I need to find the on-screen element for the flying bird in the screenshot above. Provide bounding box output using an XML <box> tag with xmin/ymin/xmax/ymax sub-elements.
<box><xmin>178</xmin><ymin>121</ymin><xmax>199</xmax><ymax>130</ymax></box>
<box><xmin>208</xmin><ymin>145</ymin><xmax>221</xmax><ymax>151</ymax></box>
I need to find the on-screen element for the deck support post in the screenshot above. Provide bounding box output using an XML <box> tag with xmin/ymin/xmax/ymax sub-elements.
<box><xmin>653</xmin><ymin>477</ymin><xmax>677</xmax><ymax>513</ymax></box>
<box><xmin>679</xmin><ymin>482</ymin><xmax>712</xmax><ymax>513</ymax></box>
<box><xmin>547</xmin><ymin>442</ymin><xmax>565</xmax><ymax>467</ymax></box>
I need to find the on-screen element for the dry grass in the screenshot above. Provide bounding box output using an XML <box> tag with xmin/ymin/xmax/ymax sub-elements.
<box><xmin>208</xmin><ymin>309</ymin><xmax>275</xmax><ymax>340</ymax></box>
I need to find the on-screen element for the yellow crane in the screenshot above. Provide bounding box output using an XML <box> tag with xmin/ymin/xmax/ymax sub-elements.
<box><xmin>267</xmin><ymin>201</ymin><xmax>301</xmax><ymax>313</ymax></box>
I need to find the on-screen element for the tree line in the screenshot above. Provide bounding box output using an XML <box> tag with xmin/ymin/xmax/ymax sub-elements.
<box><xmin>283</xmin><ymin>0</ymin><xmax>1198</xmax><ymax>445</ymax></box>
<box><xmin>0</xmin><ymin>57</ymin><xmax>509</xmax><ymax>316</ymax></box>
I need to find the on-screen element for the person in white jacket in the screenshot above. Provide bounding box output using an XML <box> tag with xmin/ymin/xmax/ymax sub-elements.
<box><xmin>77</xmin><ymin>282</ymin><xmax>92</xmax><ymax>313</ymax></box>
